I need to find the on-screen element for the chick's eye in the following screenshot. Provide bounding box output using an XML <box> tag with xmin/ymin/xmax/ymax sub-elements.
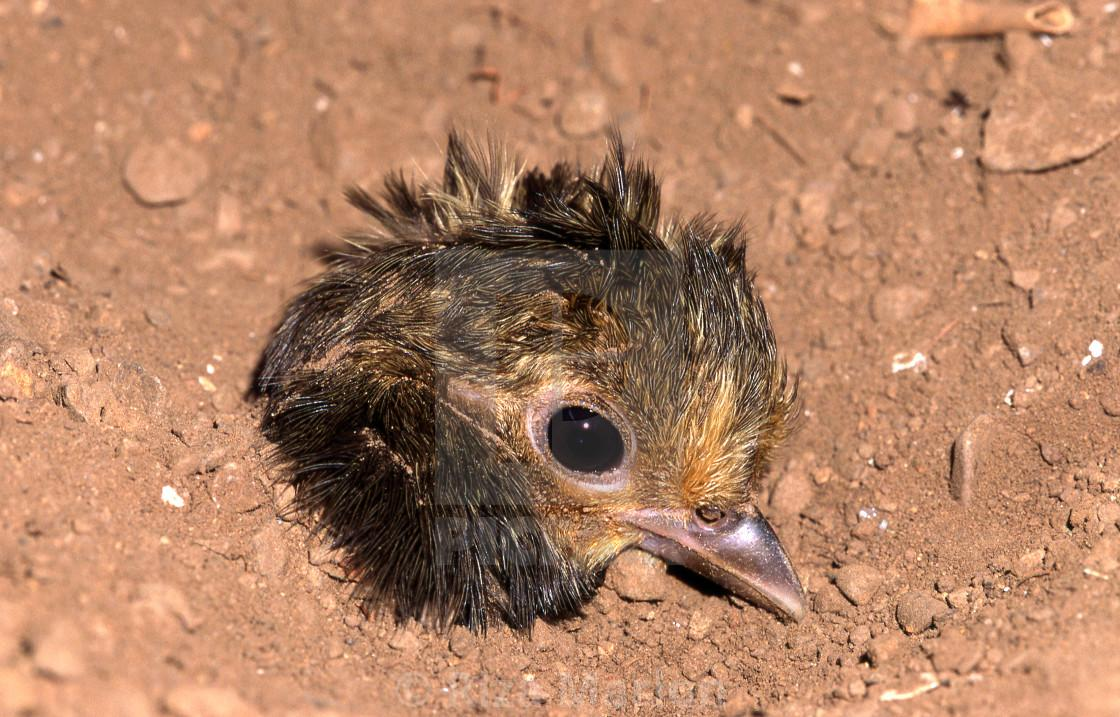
<box><xmin>547</xmin><ymin>406</ymin><xmax>625</xmax><ymax>473</ymax></box>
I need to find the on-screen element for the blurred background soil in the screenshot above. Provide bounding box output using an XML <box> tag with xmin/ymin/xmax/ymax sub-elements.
<box><xmin>1</xmin><ymin>0</ymin><xmax>1120</xmax><ymax>715</ymax></box>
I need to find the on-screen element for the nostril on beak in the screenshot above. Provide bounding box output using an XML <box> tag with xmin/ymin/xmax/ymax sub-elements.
<box><xmin>620</xmin><ymin>505</ymin><xmax>806</xmax><ymax>622</ymax></box>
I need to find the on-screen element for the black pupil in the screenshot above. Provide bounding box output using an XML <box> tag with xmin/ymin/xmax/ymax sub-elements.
<box><xmin>547</xmin><ymin>406</ymin><xmax>625</xmax><ymax>473</ymax></box>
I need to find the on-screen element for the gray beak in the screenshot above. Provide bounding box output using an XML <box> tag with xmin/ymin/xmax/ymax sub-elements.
<box><xmin>620</xmin><ymin>505</ymin><xmax>805</xmax><ymax>622</ymax></box>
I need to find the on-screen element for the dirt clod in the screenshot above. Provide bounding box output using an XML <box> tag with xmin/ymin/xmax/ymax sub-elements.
<box><xmin>895</xmin><ymin>592</ymin><xmax>947</xmax><ymax>635</ymax></box>
<box><xmin>833</xmin><ymin>564</ymin><xmax>883</xmax><ymax>606</ymax></box>
<box><xmin>123</xmin><ymin>138</ymin><xmax>210</xmax><ymax>207</ymax></box>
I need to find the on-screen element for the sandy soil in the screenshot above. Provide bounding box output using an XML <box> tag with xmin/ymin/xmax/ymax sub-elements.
<box><xmin>2</xmin><ymin>1</ymin><xmax>1120</xmax><ymax>715</ymax></box>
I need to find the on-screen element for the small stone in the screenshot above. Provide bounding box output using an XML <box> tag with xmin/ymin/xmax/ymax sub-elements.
<box><xmin>164</xmin><ymin>685</ymin><xmax>261</xmax><ymax>717</ymax></box>
<box><xmin>870</xmin><ymin>285</ymin><xmax>930</xmax><ymax>323</ymax></box>
<box><xmin>1100</xmin><ymin>388</ymin><xmax>1120</xmax><ymax>417</ymax></box>
<box><xmin>880</xmin><ymin>96</ymin><xmax>917</xmax><ymax>135</ymax></box>
<box><xmin>950</xmin><ymin>414</ymin><xmax>996</xmax><ymax>504</ymax></box>
<box><xmin>847</xmin><ymin>127</ymin><xmax>894</xmax><ymax>169</ymax></box>
<box><xmin>687</xmin><ymin>609</ymin><xmax>715</xmax><ymax>641</ymax></box>
<box><xmin>768</xmin><ymin>470</ymin><xmax>814</xmax><ymax>518</ymax></box>
<box><xmin>775</xmin><ymin>79</ymin><xmax>813</xmax><ymax>104</ymax></box>
<box><xmin>0</xmin><ymin>358</ymin><xmax>34</xmax><ymax>401</ymax></box>
<box><xmin>1010</xmin><ymin>268</ymin><xmax>1041</xmax><ymax>291</ymax></box>
<box><xmin>557</xmin><ymin>90</ymin><xmax>609</xmax><ymax>138</ymax></box>
<box><xmin>388</xmin><ymin>625</ymin><xmax>421</xmax><ymax>651</ymax></box>
<box><xmin>144</xmin><ymin>306</ymin><xmax>171</xmax><ymax>328</ymax></box>
<box><xmin>1001</xmin><ymin>323</ymin><xmax>1039</xmax><ymax>367</ymax></box>
<box><xmin>946</xmin><ymin>589</ymin><xmax>970</xmax><ymax>609</ymax></box>
<box><xmin>32</xmin><ymin>620</ymin><xmax>86</xmax><ymax>680</ymax></box>
<box><xmin>833</xmin><ymin>564</ymin><xmax>883</xmax><ymax>606</ymax></box>
<box><xmin>123</xmin><ymin>138</ymin><xmax>210</xmax><ymax>207</ymax></box>
<box><xmin>606</xmin><ymin>550</ymin><xmax>671</xmax><ymax>602</ymax></box>
<box><xmin>847</xmin><ymin>679</ymin><xmax>868</xmax><ymax>699</ymax></box>
<box><xmin>895</xmin><ymin>591</ymin><xmax>946</xmax><ymax>634</ymax></box>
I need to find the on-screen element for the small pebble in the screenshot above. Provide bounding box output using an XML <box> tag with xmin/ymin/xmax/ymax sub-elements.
<box><xmin>161</xmin><ymin>485</ymin><xmax>186</xmax><ymax>509</ymax></box>
<box><xmin>557</xmin><ymin>90</ymin><xmax>609</xmax><ymax>138</ymax></box>
<box><xmin>1100</xmin><ymin>387</ymin><xmax>1120</xmax><ymax>417</ymax></box>
<box><xmin>833</xmin><ymin>564</ymin><xmax>883</xmax><ymax>606</ymax></box>
<box><xmin>123</xmin><ymin>138</ymin><xmax>210</xmax><ymax>207</ymax></box>
<box><xmin>687</xmin><ymin>608</ymin><xmax>715</xmax><ymax>641</ymax></box>
<box><xmin>946</xmin><ymin>589</ymin><xmax>970</xmax><ymax>609</ymax></box>
<box><xmin>950</xmin><ymin>414</ymin><xmax>996</xmax><ymax>504</ymax></box>
<box><xmin>775</xmin><ymin>78</ymin><xmax>813</xmax><ymax>104</ymax></box>
<box><xmin>1010</xmin><ymin>268</ymin><xmax>1041</xmax><ymax>291</ymax></box>
<box><xmin>847</xmin><ymin>127</ymin><xmax>894</xmax><ymax>169</ymax></box>
<box><xmin>606</xmin><ymin>550</ymin><xmax>671</xmax><ymax>602</ymax></box>
<box><xmin>388</xmin><ymin>625</ymin><xmax>422</xmax><ymax>651</ymax></box>
<box><xmin>895</xmin><ymin>591</ymin><xmax>946</xmax><ymax>634</ymax></box>
<box><xmin>144</xmin><ymin>306</ymin><xmax>171</xmax><ymax>328</ymax></box>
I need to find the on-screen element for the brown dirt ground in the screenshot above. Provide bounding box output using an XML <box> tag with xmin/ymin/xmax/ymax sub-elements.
<box><xmin>2</xmin><ymin>1</ymin><xmax>1120</xmax><ymax>715</ymax></box>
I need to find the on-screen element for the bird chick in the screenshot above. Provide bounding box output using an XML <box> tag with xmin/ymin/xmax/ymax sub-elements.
<box><xmin>257</xmin><ymin>133</ymin><xmax>803</xmax><ymax>632</ymax></box>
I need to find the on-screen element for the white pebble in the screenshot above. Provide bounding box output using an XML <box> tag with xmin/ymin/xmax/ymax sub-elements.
<box><xmin>891</xmin><ymin>351</ymin><xmax>927</xmax><ymax>374</ymax></box>
<box><xmin>161</xmin><ymin>485</ymin><xmax>185</xmax><ymax>509</ymax></box>
<box><xmin>1082</xmin><ymin>339</ymin><xmax>1104</xmax><ymax>366</ymax></box>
